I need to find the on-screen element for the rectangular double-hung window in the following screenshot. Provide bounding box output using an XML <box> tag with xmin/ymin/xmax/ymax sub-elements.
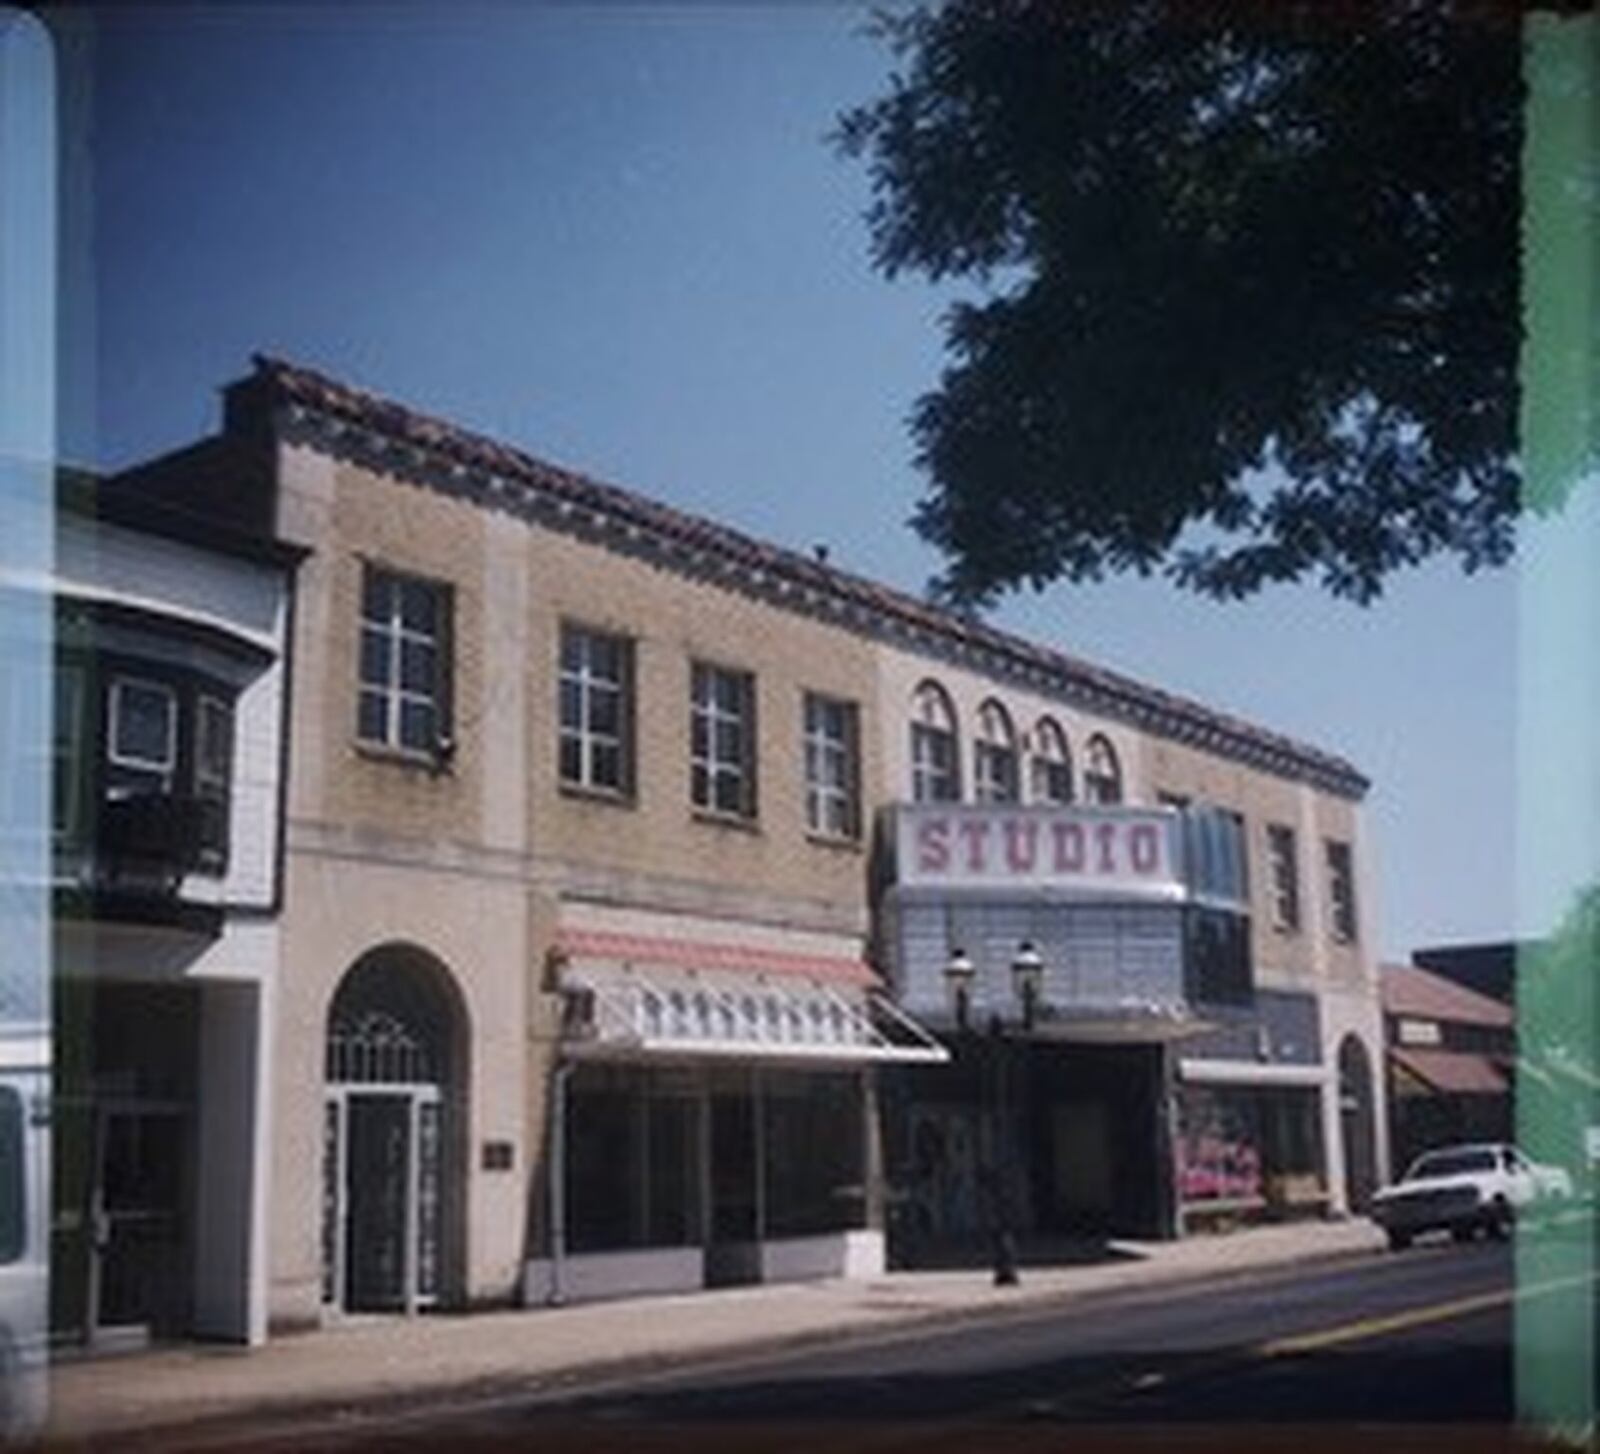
<box><xmin>803</xmin><ymin>692</ymin><xmax>859</xmax><ymax>840</ymax></box>
<box><xmin>108</xmin><ymin>677</ymin><xmax>178</xmax><ymax>797</ymax></box>
<box><xmin>560</xmin><ymin>625</ymin><xmax>633</xmax><ymax>795</ymax></box>
<box><xmin>358</xmin><ymin>565</ymin><xmax>452</xmax><ymax>756</ymax></box>
<box><xmin>1266</xmin><ymin>823</ymin><xmax>1301</xmax><ymax>932</ymax></box>
<box><xmin>691</xmin><ymin>662</ymin><xmax>756</xmax><ymax>819</ymax></box>
<box><xmin>1326</xmin><ymin>839</ymin><xmax>1358</xmax><ymax>943</ymax></box>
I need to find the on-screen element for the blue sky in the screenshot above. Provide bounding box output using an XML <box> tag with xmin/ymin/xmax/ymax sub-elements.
<box><xmin>63</xmin><ymin>3</ymin><xmax>1522</xmax><ymax>957</ymax></box>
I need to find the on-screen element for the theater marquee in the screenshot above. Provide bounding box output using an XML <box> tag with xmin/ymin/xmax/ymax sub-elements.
<box><xmin>895</xmin><ymin>804</ymin><xmax>1186</xmax><ymax>899</ymax></box>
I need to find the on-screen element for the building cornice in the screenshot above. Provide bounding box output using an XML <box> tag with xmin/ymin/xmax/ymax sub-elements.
<box><xmin>234</xmin><ymin>356</ymin><xmax>1370</xmax><ymax>801</ymax></box>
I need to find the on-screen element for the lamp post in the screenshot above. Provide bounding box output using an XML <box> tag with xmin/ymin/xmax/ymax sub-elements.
<box><xmin>944</xmin><ymin>940</ymin><xmax>1044</xmax><ymax>1288</ymax></box>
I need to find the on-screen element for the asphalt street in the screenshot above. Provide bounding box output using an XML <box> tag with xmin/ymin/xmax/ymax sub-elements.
<box><xmin>163</xmin><ymin>1231</ymin><xmax>1598</xmax><ymax>1454</ymax></box>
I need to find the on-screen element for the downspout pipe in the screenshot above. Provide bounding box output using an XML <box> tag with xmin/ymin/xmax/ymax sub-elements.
<box><xmin>547</xmin><ymin>1059</ymin><xmax>573</xmax><ymax>1307</ymax></box>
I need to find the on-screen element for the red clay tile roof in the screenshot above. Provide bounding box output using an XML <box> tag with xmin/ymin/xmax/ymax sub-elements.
<box><xmin>237</xmin><ymin>354</ymin><xmax>1369</xmax><ymax>798</ymax></box>
<box><xmin>555</xmin><ymin>929</ymin><xmax>878</xmax><ymax>987</ymax></box>
<box><xmin>1390</xmin><ymin>1047</ymin><xmax>1509</xmax><ymax>1095</ymax></box>
<box><xmin>1382</xmin><ymin>963</ymin><xmax>1513</xmax><ymax>1028</ymax></box>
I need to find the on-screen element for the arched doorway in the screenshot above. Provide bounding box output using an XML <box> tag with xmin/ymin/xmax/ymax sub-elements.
<box><xmin>1338</xmin><ymin>1035</ymin><xmax>1378</xmax><ymax>1213</ymax></box>
<box><xmin>322</xmin><ymin>946</ymin><xmax>466</xmax><ymax>1314</ymax></box>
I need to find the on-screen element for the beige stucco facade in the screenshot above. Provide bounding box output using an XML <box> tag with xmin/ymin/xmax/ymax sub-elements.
<box><xmin>123</xmin><ymin>358</ymin><xmax>1388</xmax><ymax>1328</ymax></box>
<box><xmin>265</xmin><ymin>438</ymin><xmax>884</xmax><ymax>1327</ymax></box>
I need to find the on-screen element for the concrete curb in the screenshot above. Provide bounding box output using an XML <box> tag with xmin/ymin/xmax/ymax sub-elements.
<box><xmin>40</xmin><ymin>1235</ymin><xmax>1389</xmax><ymax>1451</ymax></box>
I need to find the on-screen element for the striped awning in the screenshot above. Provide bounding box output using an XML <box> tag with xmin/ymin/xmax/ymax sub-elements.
<box><xmin>553</xmin><ymin>929</ymin><xmax>946</xmax><ymax>1066</ymax></box>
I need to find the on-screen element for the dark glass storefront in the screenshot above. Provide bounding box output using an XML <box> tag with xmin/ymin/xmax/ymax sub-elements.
<box><xmin>1176</xmin><ymin>1082</ymin><xmax>1327</xmax><ymax>1224</ymax></box>
<box><xmin>563</xmin><ymin>1063</ymin><xmax>866</xmax><ymax>1262</ymax></box>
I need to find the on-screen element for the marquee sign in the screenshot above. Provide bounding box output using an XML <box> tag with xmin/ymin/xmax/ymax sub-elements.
<box><xmin>895</xmin><ymin>804</ymin><xmax>1185</xmax><ymax>898</ymax></box>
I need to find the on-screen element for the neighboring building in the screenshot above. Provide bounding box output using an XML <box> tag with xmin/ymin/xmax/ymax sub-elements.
<box><xmin>1383</xmin><ymin>962</ymin><xmax>1514</xmax><ymax>1174</ymax></box>
<box><xmin>115</xmin><ymin>356</ymin><xmax>1385</xmax><ymax>1328</ymax></box>
<box><xmin>874</xmin><ymin>633</ymin><xmax>1386</xmax><ymax>1253</ymax></box>
<box><xmin>32</xmin><ymin>476</ymin><xmax>301</xmax><ymax>1346</ymax></box>
<box><xmin>1411</xmin><ymin>941</ymin><xmax>1516</xmax><ymax>1006</ymax></box>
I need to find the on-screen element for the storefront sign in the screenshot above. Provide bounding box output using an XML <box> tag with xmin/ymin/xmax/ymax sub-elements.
<box><xmin>896</xmin><ymin>804</ymin><xmax>1182</xmax><ymax>896</ymax></box>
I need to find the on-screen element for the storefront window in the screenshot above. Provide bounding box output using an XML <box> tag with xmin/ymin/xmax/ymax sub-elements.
<box><xmin>1177</xmin><ymin>1084</ymin><xmax>1324</xmax><ymax>1214</ymax></box>
<box><xmin>566</xmin><ymin>1065</ymin><xmax>701</xmax><ymax>1253</ymax></box>
<box><xmin>762</xmin><ymin>1071</ymin><xmax>864</xmax><ymax>1238</ymax></box>
<box><xmin>0</xmin><ymin>1087</ymin><xmax>24</xmax><ymax>1264</ymax></box>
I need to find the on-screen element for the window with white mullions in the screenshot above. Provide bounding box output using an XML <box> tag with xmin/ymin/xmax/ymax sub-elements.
<box><xmin>803</xmin><ymin>691</ymin><xmax>859</xmax><ymax>839</ymax></box>
<box><xmin>358</xmin><ymin>566</ymin><xmax>450</xmax><ymax>755</ymax></box>
<box><xmin>691</xmin><ymin>662</ymin><xmax>756</xmax><ymax>819</ymax></box>
<box><xmin>560</xmin><ymin>625</ymin><xmax>632</xmax><ymax>794</ymax></box>
<box><xmin>108</xmin><ymin>677</ymin><xmax>178</xmax><ymax>796</ymax></box>
<box><xmin>194</xmin><ymin>695</ymin><xmax>234</xmax><ymax>868</ymax></box>
<box><xmin>1030</xmin><ymin>716</ymin><xmax>1073</xmax><ymax>804</ymax></box>
<box><xmin>1082</xmin><ymin>733</ymin><xmax>1123</xmax><ymax>805</ymax></box>
<box><xmin>910</xmin><ymin>680</ymin><xmax>959</xmax><ymax>803</ymax></box>
<box><xmin>1266</xmin><ymin>823</ymin><xmax>1301</xmax><ymax>932</ymax></box>
<box><xmin>1326</xmin><ymin>838</ymin><xmax>1358</xmax><ymax>943</ymax></box>
<box><xmin>973</xmin><ymin>698</ymin><xmax>1019</xmax><ymax>803</ymax></box>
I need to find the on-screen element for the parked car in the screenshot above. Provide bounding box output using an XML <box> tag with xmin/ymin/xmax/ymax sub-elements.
<box><xmin>1369</xmin><ymin>1143</ymin><xmax>1573</xmax><ymax>1251</ymax></box>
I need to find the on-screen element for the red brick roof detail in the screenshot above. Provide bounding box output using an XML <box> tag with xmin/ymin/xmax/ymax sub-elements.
<box><xmin>1390</xmin><ymin>1047</ymin><xmax>1508</xmax><ymax>1095</ymax></box>
<box><xmin>239</xmin><ymin>355</ymin><xmax>1368</xmax><ymax>799</ymax></box>
<box><xmin>556</xmin><ymin>929</ymin><xmax>879</xmax><ymax>987</ymax></box>
<box><xmin>1382</xmin><ymin>964</ymin><xmax>1513</xmax><ymax>1028</ymax></box>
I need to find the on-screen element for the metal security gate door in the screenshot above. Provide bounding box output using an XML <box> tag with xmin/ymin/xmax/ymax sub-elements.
<box><xmin>323</xmin><ymin>1086</ymin><xmax>442</xmax><ymax>1314</ymax></box>
<box><xmin>324</xmin><ymin>984</ymin><xmax>452</xmax><ymax>1316</ymax></box>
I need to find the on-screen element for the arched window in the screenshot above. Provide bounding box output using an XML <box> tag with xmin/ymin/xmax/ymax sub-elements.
<box><xmin>1083</xmin><ymin>733</ymin><xmax>1123</xmax><ymax>805</ymax></box>
<box><xmin>973</xmin><ymin>699</ymin><xmax>1019</xmax><ymax>803</ymax></box>
<box><xmin>910</xmin><ymin>681</ymin><xmax>960</xmax><ymax>803</ymax></box>
<box><xmin>1030</xmin><ymin>717</ymin><xmax>1073</xmax><ymax>804</ymax></box>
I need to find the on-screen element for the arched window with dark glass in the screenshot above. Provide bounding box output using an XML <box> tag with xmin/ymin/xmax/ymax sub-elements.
<box><xmin>1083</xmin><ymin>733</ymin><xmax>1123</xmax><ymax>805</ymax></box>
<box><xmin>909</xmin><ymin>681</ymin><xmax>960</xmax><ymax>802</ymax></box>
<box><xmin>973</xmin><ymin>699</ymin><xmax>1019</xmax><ymax>803</ymax></box>
<box><xmin>1030</xmin><ymin>717</ymin><xmax>1073</xmax><ymax>804</ymax></box>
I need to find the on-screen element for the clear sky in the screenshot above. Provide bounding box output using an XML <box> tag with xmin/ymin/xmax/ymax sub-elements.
<box><xmin>59</xmin><ymin>3</ymin><xmax>1524</xmax><ymax>958</ymax></box>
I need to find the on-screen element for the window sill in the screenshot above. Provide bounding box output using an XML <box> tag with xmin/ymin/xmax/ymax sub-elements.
<box><xmin>691</xmin><ymin>808</ymin><xmax>761</xmax><ymax>835</ymax></box>
<box><xmin>559</xmin><ymin>782</ymin><xmax>636</xmax><ymax>809</ymax></box>
<box><xmin>805</xmin><ymin>831</ymin><xmax>862</xmax><ymax>855</ymax></box>
<box><xmin>352</xmin><ymin>739</ymin><xmax>452</xmax><ymax>774</ymax></box>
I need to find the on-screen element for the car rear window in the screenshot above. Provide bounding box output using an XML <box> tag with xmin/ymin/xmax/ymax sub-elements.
<box><xmin>1409</xmin><ymin>1149</ymin><xmax>1496</xmax><ymax>1179</ymax></box>
<box><xmin>0</xmin><ymin>1087</ymin><xmax>24</xmax><ymax>1264</ymax></box>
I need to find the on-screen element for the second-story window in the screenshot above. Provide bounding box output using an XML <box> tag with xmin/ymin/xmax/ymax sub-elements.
<box><xmin>108</xmin><ymin>677</ymin><xmax>177</xmax><ymax>796</ymax></box>
<box><xmin>691</xmin><ymin>662</ymin><xmax>756</xmax><ymax>819</ymax></box>
<box><xmin>1082</xmin><ymin>733</ymin><xmax>1123</xmax><ymax>805</ymax></box>
<box><xmin>358</xmin><ymin>565</ymin><xmax>452</xmax><ymax>756</ymax></box>
<box><xmin>1266</xmin><ymin>823</ymin><xmax>1301</xmax><ymax>932</ymax></box>
<box><xmin>193</xmin><ymin>695</ymin><xmax>234</xmax><ymax>868</ymax></box>
<box><xmin>910</xmin><ymin>681</ymin><xmax>959</xmax><ymax>803</ymax></box>
<box><xmin>53</xmin><ymin>665</ymin><xmax>85</xmax><ymax>840</ymax></box>
<box><xmin>803</xmin><ymin>692</ymin><xmax>859</xmax><ymax>840</ymax></box>
<box><xmin>560</xmin><ymin>626</ymin><xmax>633</xmax><ymax>796</ymax></box>
<box><xmin>1030</xmin><ymin>716</ymin><xmax>1073</xmax><ymax>804</ymax></box>
<box><xmin>1326</xmin><ymin>839</ymin><xmax>1358</xmax><ymax>943</ymax></box>
<box><xmin>973</xmin><ymin>699</ymin><xmax>1019</xmax><ymax>803</ymax></box>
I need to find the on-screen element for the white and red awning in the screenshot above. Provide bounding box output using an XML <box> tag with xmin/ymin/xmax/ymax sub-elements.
<box><xmin>553</xmin><ymin>927</ymin><xmax>946</xmax><ymax>1066</ymax></box>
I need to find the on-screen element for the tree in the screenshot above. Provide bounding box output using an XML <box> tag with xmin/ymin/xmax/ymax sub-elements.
<box><xmin>836</xmin><ymin>1</ymin><xmax>1526</xmax><ymax>604</ymax></box>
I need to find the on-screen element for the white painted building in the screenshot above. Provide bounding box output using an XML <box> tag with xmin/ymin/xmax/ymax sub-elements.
<box><xmin>36</xmin><ymin>477</ymin><xmax>302</xmax><ymax>1346</ymax></box>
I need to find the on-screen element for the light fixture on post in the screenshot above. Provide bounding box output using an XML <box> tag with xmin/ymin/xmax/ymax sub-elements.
<box><xmin>1011</xmin><ymin>940</ymin><xmax>1043</xmax><ymax>1032</ymax></box>
<box><xmin>944</xmin><ymin>946</ymin><xmax>975</xmax><ymax>1031</ymax></box>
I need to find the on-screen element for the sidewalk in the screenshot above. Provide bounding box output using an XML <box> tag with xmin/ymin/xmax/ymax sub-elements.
<box><xmin>42</xmin><ymin>1219</ymin><xmax>1386</xmax><ymax>1446</ymax></box>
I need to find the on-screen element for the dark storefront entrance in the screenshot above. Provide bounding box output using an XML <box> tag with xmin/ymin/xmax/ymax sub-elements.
<box><xmin>884</xmin><ymin>1039</ymin><xmax>1171</xmax><ymax>1268</ymax></box>
<box><xmin>51</xmin><ymin>982</ymin><xmax>197</xmax><ymax>1345</ymax></box>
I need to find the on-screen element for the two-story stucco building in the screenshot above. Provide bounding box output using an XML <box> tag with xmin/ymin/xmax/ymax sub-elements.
<box><xmin>115</xmin><ymin>356</ymin><xmax>1385</xmax><ymax>1327</ymax></box>
<box><xmin>24</xmin><ymin>475</ymin><xmax>302</xmax><ymax>1347</ymax></box>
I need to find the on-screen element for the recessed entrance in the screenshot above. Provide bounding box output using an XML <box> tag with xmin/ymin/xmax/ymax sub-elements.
<box><xmin>322</xmin><ymin>948</ymin><xmax>463</xmax><ymax>1315</ymax></box>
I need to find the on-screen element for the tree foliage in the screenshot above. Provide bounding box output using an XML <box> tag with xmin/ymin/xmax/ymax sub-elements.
<box><xmin>837</xmin><ymin>1</ymin><xmax>1525</xmax><ymax>604</ymax></box>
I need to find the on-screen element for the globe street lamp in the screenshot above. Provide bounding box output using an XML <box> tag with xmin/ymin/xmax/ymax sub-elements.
<box><xmin>944</xmin><ymin>940</ymin><xmax>1044</xmax><ymax>1287</ymax></box>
